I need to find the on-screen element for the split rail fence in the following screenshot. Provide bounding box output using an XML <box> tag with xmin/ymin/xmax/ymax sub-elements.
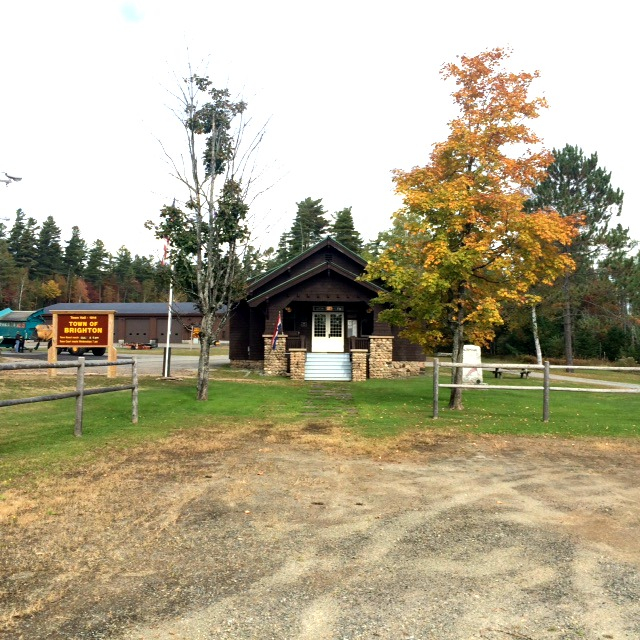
<box><xmin>0</xmin><ymin>357</ymin><xmax>138</xmax><ymax>436</ymax></box>
<box><xmin>432</xmin><ymin>359</ymin><xmax>640</xmax><ymax>422</ymax></box>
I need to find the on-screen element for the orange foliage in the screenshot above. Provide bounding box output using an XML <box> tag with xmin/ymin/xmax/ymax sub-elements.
<box><xmin>366</xmin><ymin>48</ymin><xmax>579</xmax><ymax>352</ymax></box>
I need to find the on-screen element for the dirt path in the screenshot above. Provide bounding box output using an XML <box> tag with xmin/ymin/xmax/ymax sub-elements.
<box><xmin>2</xmin><ymin>428</ymin><xmax>639</xmax><ymax>640</ymax></box>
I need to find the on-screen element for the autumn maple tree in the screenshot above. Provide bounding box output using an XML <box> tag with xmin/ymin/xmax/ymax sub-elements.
<box><xmin>366</xmin><ymin>48</ymin><xmax>579</xmax><ymax>409</ymax></box>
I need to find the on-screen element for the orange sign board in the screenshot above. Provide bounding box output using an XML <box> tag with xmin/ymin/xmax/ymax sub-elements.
<box><xmin>56</xmin><ymin>313</ymin><xmax>110</xmax><ymax>347</ymax></box>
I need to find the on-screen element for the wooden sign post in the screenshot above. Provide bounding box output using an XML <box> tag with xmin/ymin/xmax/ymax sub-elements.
<box><xmin>48</xmin><ymin>311</ymin><xmax>117</xmax><ymax>377</ymax></box>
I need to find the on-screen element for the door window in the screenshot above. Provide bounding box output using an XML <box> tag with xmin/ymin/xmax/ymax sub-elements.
<box><xmin>314</xmin><ymin>313</ymin><xmax>327</xmax><ymax>337</ymax></box>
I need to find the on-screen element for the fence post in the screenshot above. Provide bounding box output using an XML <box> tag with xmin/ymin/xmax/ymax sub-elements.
<box><xmin>75</xmin><ymin>357</ymin><xmax>85</xmax><ymax>437</ymax></box>
<box><xmin>131</xmin><ymin>358</ymin><xmax>139</xmax><ymax>424</ymax></box>
<box><xmin>432</xmin><ymin>358</ymin><xmax>439</xmax><ymax>419</ymax></box>
<box><xmin>542</xmin><ymin>360</ymin><xmax>550</xmax><ymax>422</ymax></box>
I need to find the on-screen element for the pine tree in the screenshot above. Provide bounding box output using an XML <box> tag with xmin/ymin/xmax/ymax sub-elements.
<box><xmin>287</xmin><ymin>197</ymin><xmax>328</xmax><ymax>255</ymax></box>
<box><xmin>85</xmin><ymin>239</ymin><xmax>111</xmax><ymax>302</ymax></box>
<box><xmin>330</xmin><ymin>207</ymin><xmax>363</xmax><ymax>253</ymax></box>
<box><xmin>7</xmin><ymin>209</ymin><xmax>39</xmax><ymax>271</ymax></box>
<box><xmin>527</xmin><ymin>144</ymin><xmax>625</xmax><ymax>367</ymax></box>
<box><xmin>271</xmin><ymin>232</ymin><xmax>292</xmax><ymax>267</ymax></box>
<box><xmin>35</xmin><ymin>216</ymin><xmax>63</xmax><ymax>279</ymax></box>
<box><xmin>0</xmin><ymin>240</ymin><xmax>17</xmax><ymax>306</ymax></box>
<box><xmin>63</xmin><ymin>226</ymin><xmax>87</xmax><ymax>277</ymax></box>
<box><xmin>113</xmin><ymin>246</ymin><xmax>136</xmax><ymax>302</ymax></box>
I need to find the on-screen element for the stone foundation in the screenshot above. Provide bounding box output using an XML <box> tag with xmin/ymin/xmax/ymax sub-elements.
<box><xmin>289</xmin><ymin>349</ymin><xmax>307</xmax><ymax>381</ymax></box>
<box><xmin>351</xmin><ymin>349</ymin><xmax>368</xmax><ymax>381</ymax></box>
<box><xmin>389</xmin><ymin>361</ymin><xmax>425</xmax><ymax>377</ymax></box>
<box><xmin>263</xmin><ymin>334</ymin><xmax>288</xmax><ymax>376</ymax></box>
<box><xmin>245</xmin><ymin>339</ymin><xmax>423</xmax><ymax>381</ymax></box>
<box><xmin>368</xmin><ymin>336</ymin><xmax>394</xmax><ymax>379</ymax></box>
<box><xmin>230</xmin><ymin>360</ymin><xmax>264</xmax><ymax>370</ymax></box>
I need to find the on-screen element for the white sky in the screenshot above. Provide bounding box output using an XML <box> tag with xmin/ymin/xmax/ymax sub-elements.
<box><xmin>1</xmin><ymin>1</ymin><xmax>637</xmax><ymax>260</ymax></box>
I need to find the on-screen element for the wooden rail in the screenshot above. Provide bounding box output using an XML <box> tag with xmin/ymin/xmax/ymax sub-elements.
<box><xmin>0</xmin><ymin>357</ymin><xmax>138</xmax><ymax>436</ymax></box>
<box><xmin>432</xmin><ymin>360</ymin><xmax>640</xmax><ymax>422</ymax></box>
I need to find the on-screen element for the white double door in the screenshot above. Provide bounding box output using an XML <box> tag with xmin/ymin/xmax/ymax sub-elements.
<box><xmin>312</xmin><ymin>312</ymin><xmax>344</xmax><ymax>352</ymax></box>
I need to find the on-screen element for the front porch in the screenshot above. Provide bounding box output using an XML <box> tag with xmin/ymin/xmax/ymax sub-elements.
<box><xmin>263</xmin><ymin>331</ymin><xmax>402</xmax><ymax>382</ymax></box>
<box><xmin>229</xmin><ymin>237</ymin><xmax>425</xmax><ymax>380</ymax></box>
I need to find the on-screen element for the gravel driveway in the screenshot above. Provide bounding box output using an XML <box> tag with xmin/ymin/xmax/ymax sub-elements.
<box><xmin>2</xmin><ymin>427</ymin><xmax>639</xmax><ymax>640</ymax></box>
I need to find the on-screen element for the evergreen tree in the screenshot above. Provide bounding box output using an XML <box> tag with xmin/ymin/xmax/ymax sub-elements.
<box><xmin>267</xmin><ymin>232</ymin><xmax>292</xmax><ymax>268</ymax></box>
<box><xmin>6</xmin><ymin>209</ymin><xmax>26</xmax><ymax>253</ymax></box>
<box><xmin>113</xmin><ymin>246</ymin><xmax>136</xmax><ymax>301</ymax></box>
<box><xmin>63</xmin><ymin>226</ymin><xmax>87</xmax><ymax>277</ymax></box>
<box><xmin>0</xmin><ymin>240</ymin><xmax>17</xmax><ymax>306</ymax></box>
<box><xmin>527</xmin><ymin>144</ymin><xmax>625</xmax><ymax>367</ymax></box>
<box><xmin>61</xmin><ymin>226</ymin><xmax>88</xmax><ymax>301</ymax></box>
<box><xmin>330</xmin><ymin>206</ymin><xmax>363</xmax><ymax>253</ymax></box>
<box><xmin>35</xmin><ymin>216</ymin><xmax>63</xmax><ymax>279</ymax></box>
<box><xmin>85</xmin><ymin>239</ymin><xmax>111</xmax><ymax>301</ymax></box>
<box><xmin>287</xmin><ymin>197</ymin><xmax>328</xmax><ymax>255</ymax></box>
<box><xmin>131</xmin><ymin>255</ymin><xmax>158</xmax><ymax>302</ymax></box>
<box><xmin>7</xmin><ymin>209</ymin><xmax>39</xmax><ymax>271</ymax></box>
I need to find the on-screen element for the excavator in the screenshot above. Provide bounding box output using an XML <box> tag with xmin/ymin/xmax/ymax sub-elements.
<box><xmin>35</xmin><ymin>324</ymin><xmax>106</xmax><ymax>356</ymax></box>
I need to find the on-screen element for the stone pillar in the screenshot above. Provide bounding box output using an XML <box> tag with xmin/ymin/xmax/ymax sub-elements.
<box><xmin>263</xmin><ymin>333</ymin><xmax>288</xmax><ymax>376</ymax></box>
<box><xmin>289</xmin><ymin>349</ymin><xmax>307</xmax><ymax>381</ymax></box>
<box><xmin>350</xmin><ymin>349</ymin><xmax>368</xmax><ymax>381</ymax></box>
<box><xmin>368</xmin><ymin>336</ymin><xmax>394</xmax><ymax>379</ymax></box>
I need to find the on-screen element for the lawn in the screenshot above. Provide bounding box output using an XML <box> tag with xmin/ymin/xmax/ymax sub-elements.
<box><xmin>1</xmin><ymin>370</ymin><xmax>639</xmax><ymax>487</ymax></box>
<box><xmin>351</xmin><ymin>374</ymin><xmax>640</xmax><ymax>438</ymax></box>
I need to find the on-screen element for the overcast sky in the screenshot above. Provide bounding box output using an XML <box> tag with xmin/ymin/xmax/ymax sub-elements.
<box><xmin>1</xmin><ymin>1</ymin><xmax>636</xmax><ymax>261</ymax></box>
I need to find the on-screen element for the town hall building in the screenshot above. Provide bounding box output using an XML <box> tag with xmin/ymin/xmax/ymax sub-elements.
<box><xmin>229</xmin><ymin>237</ymin><xmax>425</xmax><ymax>381</ymax></box>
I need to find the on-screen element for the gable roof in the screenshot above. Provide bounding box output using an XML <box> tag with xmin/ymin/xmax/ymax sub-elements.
<box><xmin>249</xmin><ymin>236</ymin><xmax>367</xmax><ymax>292</ymax></box>
<box><xmin>247</xmin><ymin>261</ymin><xmax>383</xmax><ymax>306</ymax></box>
<box><xmin>246</xmin><ymin>236</ymin><xmax>382</xmax><ymax>307</ymax></box>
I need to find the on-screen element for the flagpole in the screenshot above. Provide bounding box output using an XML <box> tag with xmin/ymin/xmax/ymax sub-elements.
<box><xmin>163</xmin><ymin>281</ymin><xmax>173</xmax><ymax>377</ymax></box>
<box><xmin>162</xmin><ymin>241</ymin><xmax>173</xmax><ymax>378</ymax></box>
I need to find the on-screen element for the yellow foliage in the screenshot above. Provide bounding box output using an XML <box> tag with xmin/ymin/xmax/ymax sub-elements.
<box><xmin>366</xmin><ymin>48</ymin><xmax>579</xmax><ymax>353</ymax></box>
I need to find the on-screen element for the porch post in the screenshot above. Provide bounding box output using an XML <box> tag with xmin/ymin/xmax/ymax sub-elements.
<box><xmin>350</xmin><ymin>349</ymin><xmax>368</xmax><ymax>381</ymax></box>
<box><xmin>289</xmin><ymin>348</ymin><xmax>307</xmax><ymax>381</ymax></box>
<box><xmin>368</xmin><ymin>335</ymin><xmax>394</xmax><ymax>379</ymax></box>
<box><xmin>263</xmin><ymin>333</ymin><xmax>288</xmax><ymax>376</ymax></box>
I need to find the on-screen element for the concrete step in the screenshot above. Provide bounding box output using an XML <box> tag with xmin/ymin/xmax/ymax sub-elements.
<box><xmin>305</xmin><ymin>353</ymin><xmax>352</xmax><ymax>381</ymax></box>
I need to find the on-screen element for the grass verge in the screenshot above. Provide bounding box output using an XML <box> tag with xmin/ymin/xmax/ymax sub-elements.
<box><xmin>1</xmin><ymin>371</ymin><xmax>639</xmax><ymax>487</ymax></box>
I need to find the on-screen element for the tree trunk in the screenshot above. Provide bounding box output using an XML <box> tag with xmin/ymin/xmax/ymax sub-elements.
<box><xmin>563</xmin><ymin>274</ymin><xmax>574</xmax><ymax>372</ymax></box>
<box><xmin>17</xmin><ymin>271</ymin><xmax>27</xmax><ymax>310</ymax></box>
<box><xmin>531</xmin><ymin>305</ymin><xmax>542</xmax><ymax>365</ymax></box>
<box><xmin>196</xmin><ymin>310</ymin><xmax>214</xmax><ymax>401</ymax></box>
<box><xmin>448</xmin><ymin>320</ymin><xmax>464</xmax><ymax>410</ymax></box>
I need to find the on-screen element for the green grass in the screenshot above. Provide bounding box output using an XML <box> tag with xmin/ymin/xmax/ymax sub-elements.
<box><xmin>1</xmin><ymin>370</ymin><xmax>639</xmax><ymax>487</ymax></box>
<box><xmin>0</xmin><ymin>374</ymin><xmax>305</xmax><ymax>485</ymax></box>
<box><xmin>352</xmin><ymin>374</ymin><xmax>640</xmax><ymax>438</ymax></box>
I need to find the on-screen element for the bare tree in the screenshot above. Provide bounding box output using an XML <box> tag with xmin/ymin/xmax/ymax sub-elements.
<box><xmin>149</xmin><ymin>69</ymin><xmax>265</xmax><ymax>400</ymax></box>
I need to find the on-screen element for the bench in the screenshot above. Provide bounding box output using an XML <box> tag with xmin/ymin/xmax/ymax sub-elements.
<box><xmin>493</xmin><ymin>367</ymin><xmax>531</xmax><ymax>379</ymax></box>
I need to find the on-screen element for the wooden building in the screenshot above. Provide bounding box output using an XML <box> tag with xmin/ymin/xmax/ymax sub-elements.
<box><xmin>39</xmin><ymin>303</ymin><xmax>228</xmax><ymax>345</ymax></box>
<box><xmin>230</xmin><ymin>237</ymin><xmax>425</xmax><ymax>380</ymax></box>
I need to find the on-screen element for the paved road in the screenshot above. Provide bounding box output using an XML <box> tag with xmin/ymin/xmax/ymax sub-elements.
<box><xmin>4</xmin><ymin>351</ymin><xmax>640</xmax><ymax>388</ymax></box>
<box><xmin>0</xmin><ymin>350</ymin><xmax>230</xmax><ymax>376</ymax></box>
